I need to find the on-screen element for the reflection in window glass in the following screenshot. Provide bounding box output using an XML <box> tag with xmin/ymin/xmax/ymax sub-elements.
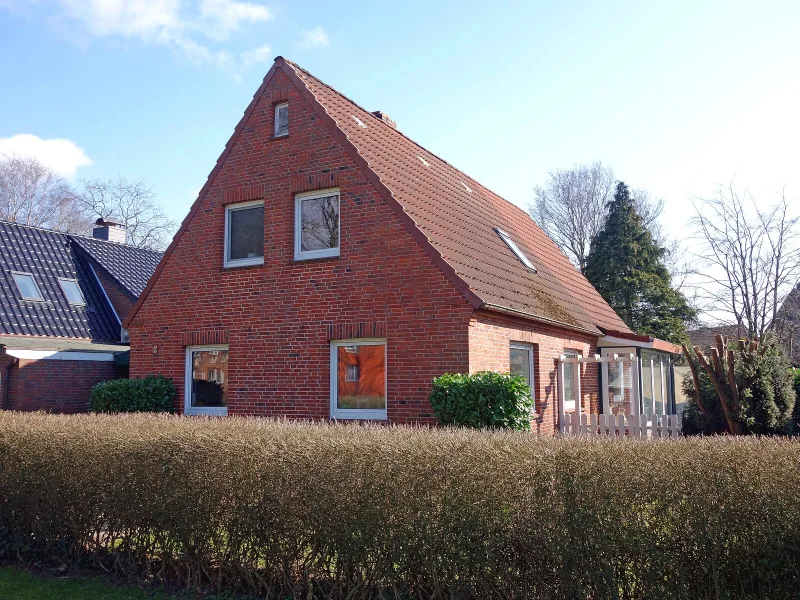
<box><xmin>608</xmin><ymin>361</ymin><xmax>631</xmax><ymax>403</ymax></box>
<box><xmin>563</xmin><ymin>350</ymin><xmax>579</xmax><ymax>405</ymax></box>
<box><xmin>336</xmin><ymin>343</ymin><xmax>385</xmax><ymax>411</ymax></box>
<box><xmin>510</xmin><ymin>345</ymin><xmax>532</xmax><ymax>387</ymax></box>
<box><xmin>641</xmin><ymin>350</ymin><xmax>653</xmax><ymax>416</ymax></box>
<box><xmin>300</xmin><ymin>194</ymin><xmax>339</xmax><ymax>252</ymax></box>
<box><xmin>190</xmin><ymin>349</ymin><xmax>228</xmax><ymax>408</ymax></box>
<box><xmin>12</xmin><ymin>272</ymin><xmax>43</xmax><ymax>300</ymax></box>
<box><xmin>59</xmin><ymin>278</ymin><xmax>85</xmax><ymax>305</ymax></box>
<box><xmin>228</xmin><ymin>204</ymin><xmax>264</xmax><ymax>263</ymax></box>
<box><xmin>654</xmin><ymin>355</ymin><xmax>665</xmax><ymax>415</ymax></box>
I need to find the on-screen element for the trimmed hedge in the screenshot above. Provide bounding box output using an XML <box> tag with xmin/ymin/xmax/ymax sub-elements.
<box><xmin>0</xmin><ymin>414</ymin><xmax>799</xmax><ymax>599</ymax></box>
<box><xmin>89</xmin><ymin>375</ymin><xmax>175</xmax><ymax>413</ymax></box>
<box><xmin>429</xmin><ymin>371</ymin><xmax>533</xmax><ymax>429</ymax></box>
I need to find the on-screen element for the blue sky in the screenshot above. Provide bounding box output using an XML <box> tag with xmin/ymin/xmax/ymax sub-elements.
<box><xmin>1</xmin><ymin>0</ymin><xmax>798</xmax><ymax>240</ymax></box>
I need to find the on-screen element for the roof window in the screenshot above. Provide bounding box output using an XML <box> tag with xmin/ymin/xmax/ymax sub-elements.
<box><xmin>351</xmin><ymin>115</ymin><xmax>367</xmax><ymax>129</ymax></box>
<box><xmin>418</xmin><ymin>155</ymin><xmax>430</xmax><ymax>167</ymax></box>
<box><xmin>460</xmin><ymin>181</ymin><xmax>473</xmax><ymax>193</ymax></box>
<box><xmin>495</xmin><ymin>228</ymin><xmax>537</xmax><ymax>272</ymax></box>
<box><xmin>11</xmin><ymin>272</ymin><xmax>44</xmax><ymax>301</ymax></box>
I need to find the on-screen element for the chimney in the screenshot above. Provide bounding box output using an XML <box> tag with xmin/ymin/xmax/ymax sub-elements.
<box><xmin>92</xmin><ymin>218</ymin><xmax>126</xmax><ymax>244</ymax></box>
<box><xmin>371</xmin><ymin>111</ymin><xmax>397</xmax><ymax>129</ymax></box>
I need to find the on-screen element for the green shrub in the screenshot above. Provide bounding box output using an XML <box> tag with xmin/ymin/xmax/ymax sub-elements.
<box><xmin>89</xmin><ymin>375</ymin><xmax>175</xmax><ymax>413</ymax></box>
<box><xmin>429</xmin><ymin>371</ymin><xmax>533</xmax><ymax>429</ymax></box>
<box><xmin>683</xmin><ymin>339</ymin><xmax>796</xmax><ymax>435</ymax></box>
<box><xmin>0</xmin><ymin>414</ymin><xmax>798</xmax><ymax>599</ymax></box>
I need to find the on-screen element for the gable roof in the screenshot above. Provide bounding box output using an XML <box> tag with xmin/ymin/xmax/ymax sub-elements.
<box><xmin>0</xmin><ymin>220</ymin><xmax>161</xmax><ymax>341</ymax></box>
<box><xmin>71</xmin><ymin>235</ymin><xmax>163</xmax><ymax>297</ymax></box>
<box><xmin>124</xmin><ymin>58</ymin><xmax>631</xmax><ymax>335</ymax></box>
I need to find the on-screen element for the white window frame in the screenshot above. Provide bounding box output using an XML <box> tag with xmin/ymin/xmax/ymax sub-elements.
<box><xmin>57</xmin><ymin>277</ymin><xmax>85</xmax><ymax>305</ymax></box>
<box><xmin>495</xmin><ymin>228</ymin><xmax>537</xmax><ymax>272</ymax></box>
<box><xmin>185</xmin><ymin>344</ymin><xmax>229</xmax><ymax>416</ymax></box>
<box><xmin>224</xmin><ymin>200</ymin><xmax>265</xmax><ymax>268</ymax></box>
<box><xmin>11</xmin><ymin>271</ymin><xmax>44</xmax><ymax>301</ymax></box>
<box><xmin>274</xmin><ymin>102</ymin><xmax>288</xmax><ymax>137</ymax></box>
<box><xmin>561</xmin><ymin>349</ymin><xmax>580</xmax><ymax>413</ymax></box>
<box><xmin>295</xmin><ymin>188</ymin><xmax>341</xmax><ymax>261</ymax></box>
<box><xmin>510</xmin><ymin>342</ymin><xmax>536</xmax><ymax>412</ymax></box>
<box><xmin>330</xmin><ymin>338</ymin><xmax>387</xmax><ymax>420</ymax></box>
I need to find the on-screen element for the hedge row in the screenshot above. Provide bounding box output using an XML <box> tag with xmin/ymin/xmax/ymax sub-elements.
<box><xmin>0</xmin><ymin>413</ymin><xmax>799</xmax><ymax>599</ymax></box>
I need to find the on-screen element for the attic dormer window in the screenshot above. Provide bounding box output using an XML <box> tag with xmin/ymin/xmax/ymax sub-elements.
<box><xmin>274</xmin><ymin>102</ymin><xmax>289</xmax><ymax>137</ymax></box>
<box><xmin>495</xmin><ymin>228</ymin><xmax>537</xmax><ymax>272</ymax></box>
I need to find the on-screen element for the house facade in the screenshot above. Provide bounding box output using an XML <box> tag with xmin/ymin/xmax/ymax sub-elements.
<box><xmin>0</xmin><ymin>220</ymin><xmax>162</xmax><ymax>412</ymax></box>
<box><xmin>125</xmin><ymin>57</ymin><xmax>679</xmax><ymax>433</ymax></box>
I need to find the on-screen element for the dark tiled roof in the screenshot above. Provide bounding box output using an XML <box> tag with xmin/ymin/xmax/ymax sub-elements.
<box><xmin>0</xmin><ymin>221</ymin><xmax>161</xmax><ymax>341</ymax></box>
<box><xmin>71</xmin><ymin>236</ymin><xmax>162</xmax><ymax>297</ymax></box>
<box><xmin>282</xmin><ymin>60</ymin><xmax>630</xmax><ymax>334</ymax></box>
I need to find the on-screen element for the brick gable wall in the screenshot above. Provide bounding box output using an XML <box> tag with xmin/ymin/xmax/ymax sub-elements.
<box><xmin>468</xmin><ymin>311</ymin><xmax>600</xmax><ymax>434</ymax></box>
<box><xmin>127</xmin><ymin>69</ymin><xmax>473</xmax><ymax>422</ymax></box>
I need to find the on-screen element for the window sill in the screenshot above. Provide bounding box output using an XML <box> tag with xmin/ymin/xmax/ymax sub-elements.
<box><xmin>294</xmin><ymin>250</ymin><xmax>340</xmax><ymax>262</ymax></box>
<box><xmin>331</xmin><ymin>410</ymin><xmax>388</xmax><ymax>421</ymax></box>
<box><xmin>185</xmin><ymin>408</ymin><xmax>228</xmax><ymax>417</ymax></box>
<box><xmin>221</xmin><ymin>260</ymin><xmax>264</xmax><ymax>271</ymax></box>
<box><xmin>271</xmin><ymin>133</ymin><xmax>289</xmax><ymax>141</ymax></box>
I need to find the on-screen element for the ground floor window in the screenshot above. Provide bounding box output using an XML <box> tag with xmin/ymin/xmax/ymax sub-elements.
<box><xmin>185</xmin><ymin>345</ymin><xmax>228</xmax><ymax>416</ymax></box>
<box><xmin>562</xmin><ymin>349</ymin><xmax>580</xmax><ymax>412</ymax></box>
<box><xmin>330</xmin><ymin>339</ymin><xmax>386</xmax><ymax>420</ymax></box>
<box><xmin>509</xmin><ymin>343</ymin><xmax>535</xmax><ymax>412</ymax></box>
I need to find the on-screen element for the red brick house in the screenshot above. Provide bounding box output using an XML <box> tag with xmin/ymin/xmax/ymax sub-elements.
<box><xmin>0</xmin><ymin>219</ymin><xmax>162</xmax><ymax>412</ymax></box>
<box><xmin>125</xmin><ymin>57</ymin><xmax>680</xmax><ymax>432</ymax></box>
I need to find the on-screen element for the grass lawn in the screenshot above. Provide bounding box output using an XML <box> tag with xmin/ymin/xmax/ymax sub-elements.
<box><xmin>0</xmin><ymin>567</ymin><xmax>180</xmax><ymax>599</ymax></box>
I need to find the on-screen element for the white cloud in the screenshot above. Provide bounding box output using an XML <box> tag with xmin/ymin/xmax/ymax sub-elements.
<box><xmin>240</xmin><ymin>43</ymin><xmax>270</xmax><ymax>67</ymax></box>
<box><xmin>301</xmin><ymin>25</ymin><xmax>328</xmax><ymax>48</ymax></box>
<box><xmin>6</xmin><ymin>1</ymin><xmax>274</xmax><ymax>73</ymax></box>
<box><xmin>199</xmin><ymin>0</ymin><xmax>270</xmax><ymax>41</ymax></box>
<box><xmin>0</xmin><ymin>134</ymin><xmax>93</xmax><ymax>177</ymax></box>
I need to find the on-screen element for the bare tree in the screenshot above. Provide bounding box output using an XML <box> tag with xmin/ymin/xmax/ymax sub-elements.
<box><xmin>531</xmin><ymin>162</ymin><xmax>668</xmax><ymax>273</ymax></box>
<box><xmin>690</xmin><ymin>183</ymin><xmax>800</xmax><ymax>340</ymax></box>
<box><xmin>0</xmin><ymin>154</ymin><xmax>90</xmax><ymax>233</ymax></box>
<box><xmin>74</xmin><ymin>177</ymin><xmax>178</xmax><ymax>250</ymax></box>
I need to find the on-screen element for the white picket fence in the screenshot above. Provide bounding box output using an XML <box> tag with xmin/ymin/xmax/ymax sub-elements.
<box><xmin>562</xmin><ymin>412</ymin><xmax>682</xmax><ymax>438</ymax></box>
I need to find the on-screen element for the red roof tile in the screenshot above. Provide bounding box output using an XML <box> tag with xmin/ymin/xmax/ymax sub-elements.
<box><xmin>283</xmin><ymin>59</ymin><xmax>631</xmax><ymax>334</ymax></box>
<box><xmin>125</xmin><ymin>58</ymin><xmax>632</xmax><ymax>335</ymax></box>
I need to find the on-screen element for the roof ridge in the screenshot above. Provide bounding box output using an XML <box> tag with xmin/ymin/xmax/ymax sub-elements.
<box><xmin>282</xmin><ymin>59</ymin><xmax>540</xmax><ymax>231</ymax></box>
<box><xmin>71</xmin><ymin>234</ymin><xmax>164</xmax><ymax>257</ymax></box>
<box><xmin>0</xmin><ymin>219</ymin><xmax>163</xmax><ymax>256</ymax></box>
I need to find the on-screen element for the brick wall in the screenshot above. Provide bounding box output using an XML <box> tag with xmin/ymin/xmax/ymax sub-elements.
<box><xmin>127</xmin><ymin>68</ymin><xmax>474</xmax><ymax>422</ymax></box>
<box><xmin>93</xmin><ymin>264</ymin><xmax>135</xmax><ymax>324</ymax></box>
<box><xmin>468</xmin><ymin>311</ymin><xmax>600</xmax><ymax>434</ymax></box>
<box><xmin>6</xmin><ymin>358</ymin><xmax>123</xmax><ymax>413</ymax></box>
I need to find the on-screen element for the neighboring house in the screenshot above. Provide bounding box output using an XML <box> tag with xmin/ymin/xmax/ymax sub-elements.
<box><xmin>124</xmin><ymin>57</ymin><xmax>680</xmax><ymax>432</ymax></box>
<box><xmin>774</xmin><ymin>283</ymin><xmax>800</xmax><ymax>366</ymax></box>
<box><xmin>0</xmin><ymin>219</ymin><xmax>162</xmax><ymax>412</ymax></box>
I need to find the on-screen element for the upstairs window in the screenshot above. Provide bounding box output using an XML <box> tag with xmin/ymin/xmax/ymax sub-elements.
<box><xmin>11</xmin><ymin>272</ymin><xmax>43</xmax><ymax>301</ymax></box>
<box><xmin>495</xmin><ymin>228</ymin><xmax>537</xmax><ymax>272</ymax></box>
<box><xmin>58</xmin><ymin>278</ymin><xmax>85</xmax><ymax>305</ymax></box>
<box><xmin>295</xmin><ymin>189</ymin><xmax>340</xmax><ymax>260</ymax></box>
<box><xmin>224</xmin><ymin>200</ymin><xmax>264</xmax><ymax>268</ymax></box>
<box><xmin>274</xmin><ymin>102</ymin><xmax>289</xmax><ymax>137</ymax></box>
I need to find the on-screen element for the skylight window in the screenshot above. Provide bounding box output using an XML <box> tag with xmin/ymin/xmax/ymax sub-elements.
<box><xmin>351</xmin><ymin>115</ymin><xmax>367</xmax><ymax>129</ymax></box>
<box><xmin>58</xmin><ymin>278</ymin><xmax>86</xmax><ymax>305</ymax></box>
<box><xmin>11</xmin><ymin>272</ymin><xmax>44</xmax><ymax>301</ymax></box>
<box><xmin>460</xmin><ymin>181</ymin><xmax>472</xmax><ymax>193</ymax></box>
<box><xmin>495</xmin><ymin>228</ymin><xmax>537</xmax><ymax>272</ymax></box>
<box><xmin>418</xmin><ymin>155</ymin><xmax>430</xmax><ymax>167</ymax></box>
